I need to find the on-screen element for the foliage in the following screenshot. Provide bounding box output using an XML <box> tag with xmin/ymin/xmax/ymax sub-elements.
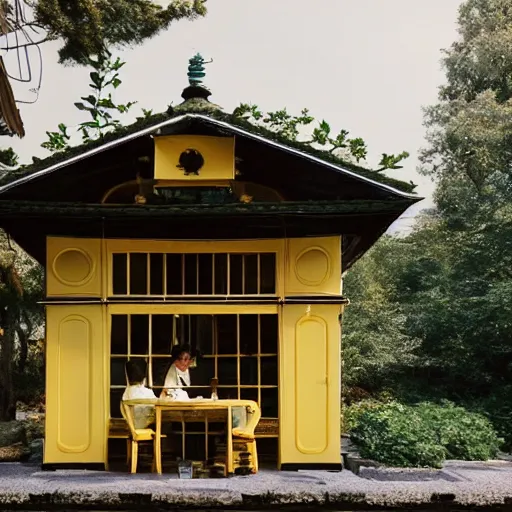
<box><xmin>342</xmin><ymin>236</ymin><xmax>420</xmax><ymax>394</ymax></box>
<box><xmin>31</xmin><ymin>0</ymin><xmax>207</xmax><ymax>65</ymax></box>
<box><xmin>343</xmin><ymin>397</ymin><xmax>390</xmax><ymax>433</ymax></box>
<box><xmin>342</xmin><ymin>0</ymin><xmax>512</xmax><ymax>454</ymax></box>
<box><xmin>232</xmin><ymin>103</ymin><xmax>409</xmax><ymax>170</ymax></box>
<box><xmin>415</xmin><ymin>402</ymin><xmax>501</xmax><ymax>461</ymax></box>
<box><xmin>0</xmin><ymin>233</ymin><xmax>44</xmax><ymax>420</ymax></box>
<box><xmin>349</xmin><ymin>401</ymin><xmax>500</xmax><ymax>468</ymax></box>
<box><xmin>0</xmin><ymin>148</ymin><xmax>19</xmax><ymax>168</ymax></box>
<box><xmin>41</xmin><ymin>50</ymin><xmax>136</xmax><ymax>152</ymax></box>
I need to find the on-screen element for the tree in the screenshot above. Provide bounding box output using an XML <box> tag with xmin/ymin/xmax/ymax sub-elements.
<box><xmin>11</xmin><ymin>0</ymin><xmax>206</xmax><ymax>65</ymax></box>
<box><xmin>0</xmin><ymin>233</ymin><xmax>43</xmax><ymax>421</ymax></box>
<box><xmin>342</xmin><ymin>0</ymin><xmax>512</xmax><ymax>448</ymax></box>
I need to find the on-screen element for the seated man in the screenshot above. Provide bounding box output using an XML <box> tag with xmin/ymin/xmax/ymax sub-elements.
<box><xmin>123</xmin><ymin>360</ymin><xmax>157</xmax><ymax>429</ymax></box>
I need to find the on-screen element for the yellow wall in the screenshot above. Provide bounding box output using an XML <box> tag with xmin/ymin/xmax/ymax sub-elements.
<box><xmin>45</xmin><ymin>235</ymin><xmax>343</xmax><ymax>468</ymax></box>
<box><xmin>279</xmin><ymin>304</ymin><xmax>342</xmax><ymax>467</ymax></box>
<box><xmin>45</xmin><ymin>305</ymin><xmax>107</xmax><ymax>465</ymax></box>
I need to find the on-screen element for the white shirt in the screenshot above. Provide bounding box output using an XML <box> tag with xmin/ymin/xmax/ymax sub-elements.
<box><xmin>163</xmin><ymin>363</ymin><xmax>191</xmax><ymax>389</ymax></box>
<box><xmin>122</xmin><ymin>383</ymin><xmax>157</xmax><ymax>429</ymax></box>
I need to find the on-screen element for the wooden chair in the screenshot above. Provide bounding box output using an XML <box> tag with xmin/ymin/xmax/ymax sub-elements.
<box><xmin>120</xmin><ymin>399</ymin><xmax>161</xmax><ymax>473</ymax></box>
<box><xmin>231</xmin><ymin>402</ymin><xmax>262</xmax><ymax>474</ymax></box>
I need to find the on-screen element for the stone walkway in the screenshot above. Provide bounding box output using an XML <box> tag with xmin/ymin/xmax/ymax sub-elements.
<box><xmin>0</xmin><ymin>460</ymin><xmax>511</xmax><ymax>509</ymax></box>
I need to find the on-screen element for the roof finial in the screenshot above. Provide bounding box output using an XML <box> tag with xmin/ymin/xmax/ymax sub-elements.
<box><xmin>171</xmin><ymin>53</ymin><xmax>221</xmax><ymax>114</ymax></box>
<box><xmin>187</xmin><ymin>53</ymin><xmax>212</xmax><ymax>86</ymax></box>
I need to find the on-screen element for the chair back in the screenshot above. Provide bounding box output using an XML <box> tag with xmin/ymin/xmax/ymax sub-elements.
<box><xmin>233</xmin><ymin>400</ymin><xmax>261</xmax><ymax>439</ymax></box>
<box><xmin>120</xmin><ymin>401</ymin><xmax>137</xmax><ymax>437</ymax></box>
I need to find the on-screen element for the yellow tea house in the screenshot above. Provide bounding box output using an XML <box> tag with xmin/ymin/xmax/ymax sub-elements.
<box><xmin>0</xmin><ymin>58</ymin><xmax>419</xmax><ymax>472</ymax></box>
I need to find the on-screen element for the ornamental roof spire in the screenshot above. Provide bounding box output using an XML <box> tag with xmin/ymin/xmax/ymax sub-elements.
<box><xmin>172</xmin><ymin>53</ymin><xmax>221</xmax><ymax>114</ymax></box>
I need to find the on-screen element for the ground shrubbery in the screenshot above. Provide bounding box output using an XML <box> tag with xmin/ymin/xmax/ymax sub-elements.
<box><xmin>346</xmin><ymin>400</ymin><xmax>501</xmax><ymax>468</ymax></box>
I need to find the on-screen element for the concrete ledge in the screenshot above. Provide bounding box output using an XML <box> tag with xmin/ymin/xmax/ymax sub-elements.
<box><xmin>0</xmin><ymin>462</ymin><xmax>511</xmax><ymax>510</ymax></box>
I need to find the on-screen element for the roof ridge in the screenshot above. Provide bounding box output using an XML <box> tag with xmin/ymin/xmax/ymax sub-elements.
<box><xmin>0</xmin><ymin>110</ymin><xmax>418</xmax><ymax>197</ymax></box>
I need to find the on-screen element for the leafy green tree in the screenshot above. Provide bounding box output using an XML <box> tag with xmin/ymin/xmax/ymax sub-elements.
<box><xmin>341</xmin><ymin>0</ymin><xmax>512</xmax><ymax>450</ymax></box>
<box><xmin>0</xmin><ymin>234</ymin><xmax>43</xmax><ymax>421</ymax></box>
<box><xmin>30</xmin><ymin>0</ymin><xmax>207</xmax><ymax>65</ymax></box>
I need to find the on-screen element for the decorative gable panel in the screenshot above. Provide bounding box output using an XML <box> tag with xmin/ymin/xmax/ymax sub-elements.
<box><xmin>154</xmin><ymin>135</ymin><xmax>235</xmax><ymax>181</ymax></box>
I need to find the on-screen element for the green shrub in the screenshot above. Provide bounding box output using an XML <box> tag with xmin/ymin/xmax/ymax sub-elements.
<box><xmin>343</xmin><ymin>398</ymin><xmax>387</xmax><ymax>433</ymax></box>
<box><xmin>350</xmin><ymin>401</ymin><xmax>446</xmax><ymax>468</ymax></box>
<box><xmin>416</xmin><ymin>401</ymin><xmax>501</xmax><ymax>461</ymax></box>
<box><xmin>348</xmin><ymin>401</ymin><xmax>501</xmax><ymax>468</ymax></box>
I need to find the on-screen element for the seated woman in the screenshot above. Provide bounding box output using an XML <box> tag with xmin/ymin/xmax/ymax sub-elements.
<box><xmin>123</xmin><ymin>360</ymin><xmax>157</xmax><ymax>429</ymax></box>
<box><xmin>161</xmin><ymin>344</ymin><xmax>246</xmax><ymax>428</ymax></box>
<box><xmin>161</xmin><ymin>344</ymin><xmax>193</xmax><ymax>399</ymax></box>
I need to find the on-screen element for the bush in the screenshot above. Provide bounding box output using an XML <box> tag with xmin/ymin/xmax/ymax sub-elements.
<box><xmin>343</xmin><ymin>397</ymin><xmax>388</xmax><ymax>433</ymax></box>
<box><xmin>416</xmin><ymin>401</ymin><xmax>501</xmax><ymax>461</ymax></box>
<box><xmin>348</xmin><ymin>401</ymin><xmax>501</xmax><ymax>468</ymax></box>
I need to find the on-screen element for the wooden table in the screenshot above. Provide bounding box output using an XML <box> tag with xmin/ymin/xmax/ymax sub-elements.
<box><xmin>152</xmin><ymin>398</ymin><xmax>258</xmax><ymax>475</ymax></box>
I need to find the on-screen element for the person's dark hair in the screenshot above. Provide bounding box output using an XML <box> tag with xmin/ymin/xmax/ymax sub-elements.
<box><xmin>125</xmin><ymin>359</ymin><xmax>147</xmax><ymax>385</ymax></box>
<box><xmin>170</xmin><ymin>344</ymin><xmax>192</xmax><ymax>363</ymax></box>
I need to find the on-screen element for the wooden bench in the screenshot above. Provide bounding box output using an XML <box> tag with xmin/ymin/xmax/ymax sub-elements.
<box><xmin>109</xmin><ymin>418</ymin><xmax>130</xmax><ymax>439</ymax></box>
<box><xmin>109</xmin><ymin>417</ymin><xmax>279</xmax><ymax>439</ymax></box>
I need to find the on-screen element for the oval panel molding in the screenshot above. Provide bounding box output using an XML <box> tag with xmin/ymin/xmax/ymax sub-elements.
<box><xmin>53</xmin><ymin>248</ymin><xmax>95</xmax><ymax>287</ymax></box>
<box><xmin>294</xmin><ymin>247</ymin><xmax>331</xmax><ymax>286</ymax></box>
<box><xmin>294</xmin><ymin>315</ymin><xmax>329</xmax><ymax>454</ymax></box>
<box><xmin>56</xmin><ymin>314</ymin><xmax>91</xmax><ymax>453</ymax></box>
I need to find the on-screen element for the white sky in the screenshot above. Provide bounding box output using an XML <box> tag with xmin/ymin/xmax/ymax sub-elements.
<box><xmin>6</xmin><ymin>0</ymin><xmax>462</xmax><ymax>232</ymax></box>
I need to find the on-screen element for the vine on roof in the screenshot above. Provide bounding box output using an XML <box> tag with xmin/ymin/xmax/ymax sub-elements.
<box><xmin>41</xmin><ymin>49</ymin><xmax>140</xmax><ymax>152</ymax></box>
<box><xmin>232</xmin><ymin>103</ymin><xmax>409</xmax><ymax>172</ymax></box>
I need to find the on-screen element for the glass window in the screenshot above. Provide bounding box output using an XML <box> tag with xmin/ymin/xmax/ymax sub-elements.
<box><xmin>112</xmin><ymin>252</ymin><xmax>276</xmax><ymax>296</ymax></box>
<box><xmin>109</xmin><ymin>313</ymin><xmax>279</xmax><ymax>419</ymax></box>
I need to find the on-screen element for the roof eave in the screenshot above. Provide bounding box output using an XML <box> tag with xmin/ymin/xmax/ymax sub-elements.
<box><xmin>0</xmin><ymin>113</ymin><xmax>419</xmax><ymax>199</ymax></box>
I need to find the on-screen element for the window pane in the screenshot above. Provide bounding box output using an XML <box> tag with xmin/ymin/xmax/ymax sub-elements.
<box><xmin>217</xmin><ymin>387</ymin><xmax>238</xmax><ymax>400</ymax></box>
<box><xmin>216</xmin><ymin>315</ymin><xmax>237</xmax><ymax>354</ymax></box>
<box><xmin>184</xmin><ymin>253</ymin><xmax>198</xmax><ymax>294</ymax></box>
<box><xmin>240</xmin><ymin>388</ymin><xmax>258</xmax><ymax>402</ymax></box>
<box><xmin>260</xmin><ymin>253</ymin><xmax>276</xmax><ymax>294</ymax></box>
<box><xmin>244</xmin><ymin>254</ymin><xmax>258</xmax><ymax>294</ymax></box>
<box><xmin>166</xmin><ymin>254</ymin><xmax>183</xmax><ymax>295</ymax></box>
<box><xmin>112</xmin><ymin>254</ymin><xmax>127</xmax><ymax>295</ymax></box>
<box><xmin>149</xmin><ymin>253</ymin><xmax>164</xmax><ymax>295</ymax></box>
<box><xmin>260</xmin><ymin>315</ymin><xmax>278</xmax><ymax>354</ymax></box>
<box><xmin>229</xmin><ymin>254</ymin><xmax>243</xmax><ymax>294</ymax></box>
<box><xmin>261</xmin><ymin>356</ymin><xmax>278</xmax><ymax>385</ymax></box>
<box><xmin>214</xmin><ymin>253</ymin><xmax>227</xmax><ymax>294</ymax></box>
<box><xmin>111</xmin><ymin>315</ymin><xmax>128</xmax><ymax>355</ymax></box>
<box><xmin>195</xmin><ymin>315</ymin><xmax>214</xmax><ymax>355</ymax></box>
<box><xmin>217</xmin><ymin>357</ymin><xmax>237</xmax><ymax>385</ymax></box>
<box><xmin>152</xmin><ymin>315</ymin><xmax>173</xmax><ymax>355</ymax></box>
<box><xmin>261</xmin><ymin>388</ymin><xmax>278</xmax><ymax>418</ymax></box>
<box><xmin>110</xmin><ymin>389</ymin><xmax>124</xmax><ymax>418</ymax></box>
<box><xmin>152</xmin><ymin>357</ymin><xmax>172</xmax><ymax>389</ymax></box>
<box><xmin>110</xmin><ymin>357</ymin><xmax>127</xmax><ymax>386</ymax></box>
<box><xmin>240</xmin><ymin>357</ymin><xmax>257</xmax><ymax>385</ymax></box>
<box><xmin>192</xmin><ymin>357</ymin><xmax>214</xmax><ymax>386</ymax></box>
<box><xmin>198</xmin><ymin>253</ymin><xmax>213</xmax><ymax>295</ymax></box>
<box><xmin>239</xmin><ymin>315</ymin><xmax>258</xmax><ymax>355</ymax></box>
<box><xmin>129</xmin><ymin>253</ymin><xmax>148</xmax><ymax>295</ymax></box>
<box><xmin>130</xmin><ymin>315</ymin><xmax>149</xmax><ymax>354</ymax></box>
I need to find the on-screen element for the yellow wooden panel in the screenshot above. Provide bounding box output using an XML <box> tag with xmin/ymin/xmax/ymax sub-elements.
<box><xmin>47</xmin><ymin>237</ymin><xmax>102</xmax><ymax>297</ymax></box>
<box><xmin>45</xmin><ymin>305</ymin><xmax>106</xmax><ymax>465</ymax></box>
<box><xmin>107</xmin><ymin>303</ymin><xmax>278</xmax><ymax>316</ymax></box>
<box><xmin>295</xmin><ymin>316</ymin><xmax>328</xmax><ymax>454</ymax></box>
<box><xmin>279</xmin><ymin>304</ymin><xmax>341</xmax><ymax>467</ymax></box>
<box><xmin>154</xmin><ymin>135</ymin><xmax>234</xmax><ymax>181</ymax></box>
<box><xmin>285</xmin><ymin>236</ymin><xmax>342</xmax><ymax>295</ymax></box>
<box><xmin>57</xmin><ymin>316</ymin><xmax>91</xmax><ymax>452</ymax></box>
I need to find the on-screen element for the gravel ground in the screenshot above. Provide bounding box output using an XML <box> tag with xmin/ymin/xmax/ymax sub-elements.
<box><xmin>0</xmin><ymin>461</ymin><xmax>511</xmax><ymax>510</ymax></box>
